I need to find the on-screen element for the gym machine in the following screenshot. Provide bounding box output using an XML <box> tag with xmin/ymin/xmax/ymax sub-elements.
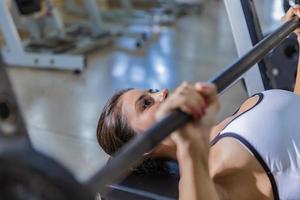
<box><xmin>0</xmin><ymin>0</ymin><xmax>87</xmax><ymax>71</ymax></box>
<box><xmin>0</xmin><ymin>1</ymin><xmax>299</xmax><ymax>199</ymax></box>
<box><xmin>63</xmin><ymin>0</ymin><xmax>163</xmax><ymax>50</ymax></box>
<box><xmin>225</xmin><ymin>0</ymin><xmax>300</xmax><ymax>92</ymax></box>
<box><xmin>23</xmin><ymin>0</ymin><xmax>114</xmax><ymax>53</ymax></box>
<box><xmin>62</xmin><ymin>0</ymin><xmax>113</xmax><ymax>41</ymax></box>
<box><xmin>62</xmin><ymin>0</ymin><xmax>157</xmax><ymax>50</ymax></box>
<box><xmin>96</xmin><ymin>0</ymin><xmax>177</xmax><ymax>26</ymax></box>
<box><xmin>223</xmin><ymin>0</ymin><xmax>268</xmax><ymax>95</ymax></box>
<box><xmin>235</xmin><ymin>0</ymin><xmax>300</xmax><ymax>92</ymax></box>
<box><xmin>272</xmin><ymin>0</ymin><xmax>300</xmax><ymax>91</ymax></box>
<box><xmin>10</xmin><ymin>0</ymin><xmax>65</xmax><ymax>40</ymax></box>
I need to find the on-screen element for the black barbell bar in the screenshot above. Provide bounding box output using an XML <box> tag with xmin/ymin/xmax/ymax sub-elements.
<box><xmin>87</xmin><ymin>17</ymin><xmax>300</xmax><ymax>196</ymax></box>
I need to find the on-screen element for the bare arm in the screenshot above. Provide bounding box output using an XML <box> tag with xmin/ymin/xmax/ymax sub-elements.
<box><xmin>155</xmin><ymin>82</ymin><xmax>225</xmax><ymax>200</ymax></box>
<box><xmin>176</xmin><ymin>138</ymin><xmax>228</xmax><ymax>200</ymax></box>
<box><xmin>282</xmin><ymin>6</ymin><xmax>300</xmax><ymax>94</ymax></box>
<box><xmin>294</xmin><ymin>41</ymin><xmax>300</xmax><ymax>94</ymax></box>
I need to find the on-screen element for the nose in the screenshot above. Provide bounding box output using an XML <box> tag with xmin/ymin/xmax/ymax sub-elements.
<box><xmin>158</xmin><ymin>88</ymin><xmax>169</xmax><ymax>102</ymax></box>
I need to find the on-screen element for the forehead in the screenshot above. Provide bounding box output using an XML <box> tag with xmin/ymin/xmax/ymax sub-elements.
<box><xmin>120</xmin><ymin>89</ymin><xmax>145</xmax><ymax>114</ymax></box>
<box><xmin>121</xmin><ymin>89</ymin><xmax>144</xmax><ymax>103</ymax></box>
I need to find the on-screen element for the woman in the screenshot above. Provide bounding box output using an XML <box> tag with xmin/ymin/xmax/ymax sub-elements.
<box><xmin>97</xmin><ymin>7</ymin><xmax>300</xmax><ymax>200</ymax></box>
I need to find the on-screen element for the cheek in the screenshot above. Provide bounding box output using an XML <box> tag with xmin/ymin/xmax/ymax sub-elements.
<box><xmin>143</xmin><ymin>107</ymin><xmax>157</xmax><ymax>124</ymax></box>
<box><xmin>140</xmin><ymin>108</ymin><xmax>157</xmax><ymax>128</ymax></box>
<box><xmin>133</xmin><ymin>104</ymin><xmax>160</xmax><ymax>132</ymax></box>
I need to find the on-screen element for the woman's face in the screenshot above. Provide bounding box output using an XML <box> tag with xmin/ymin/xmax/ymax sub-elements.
<box><xmin>120</xmin><ymin>89</ymin><xmax>169</xmax><ymax>133</ymax></box>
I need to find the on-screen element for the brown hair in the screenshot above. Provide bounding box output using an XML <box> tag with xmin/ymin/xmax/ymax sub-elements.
<box><xmin>96</xmin><ymin>89</ymin><xmax>177</xmax><ymax>176</ymax></box>
<box><xmin>96</xmin><ymin>89</ymin><xmax>135</xmax><ymax>156</ymax></box>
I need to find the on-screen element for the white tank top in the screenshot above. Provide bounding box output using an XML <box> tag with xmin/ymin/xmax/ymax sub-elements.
<box><xmin>212</xmin><ymin>89</ymin><xmax>300</xmax><ymax>200</ymax></box>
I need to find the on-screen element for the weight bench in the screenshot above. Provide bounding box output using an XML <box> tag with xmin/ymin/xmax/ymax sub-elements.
<box><xmin>104</xmin><ymin>171</ymin><xmax>179</xmax><ymax>200</ymax></box>
<box><xmin>103</xmin><ymin>159</ymin><xmax>179</xmax><ymax>200</ymax></box>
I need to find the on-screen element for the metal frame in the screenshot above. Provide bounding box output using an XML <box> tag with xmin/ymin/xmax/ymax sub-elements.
<box><xmin>62</xmin><ymin>0</ymin><xmax>155</xmax><ymax>50</ymax></box>
<box><xmin>0</xmin><ymin>0</ymin><xmax>85</xmax><ymax>71</ymax></box>
<box><xmin>63</xmin><ymin>0</ymin><xmax>109</xmax><ymax>38</ymax></box>
<box><xmin>223</xmin><ymin>0</ymin><xmax>266</xmax><ymax>96</ymax></box>
<box><xmin>10</xmin><ymin>0</ymin><xmax>65</xmax><ymax>39</ymax></box>
<box><xmin>94</xmin><ymin>0</ymin><xmax>176</xmax><ymax>26</ymax></box>
<box><xmin>83</xmin><ymin>0</ymin><xmax>106</xmax><ymax>36</ymax></box>
<box><xmin>240</xmin><ymin>0</ymin><xmax>272</xmax><ymax>89</ymax></box>
<box><xmin>121</xmin><ymin>0</ymin><xmax>177</xmax><ymax>25</ymax></box>
<box><xmin>44</xmin><ymin>0</ymin><xmax>66</xmax><ymax>38</ymax></box>
<box><xmin>45</xmin><ymin>0</ymin><xmax>114</xmax><ymax>54</ymax></box>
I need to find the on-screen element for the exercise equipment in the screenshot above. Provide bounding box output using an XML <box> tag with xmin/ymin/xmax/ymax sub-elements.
<box><xmin>62</xmin><ymin>0</ymin><xmax>160</xmax><ymax>50</ymax></box>
<box><xmin>267</xmin><ymin>34</ymin><xmax>299</xmax><ymax>91</ymax></box>
<box><xmin>266</xmin><ymin>0</ymin><xmax>300</xmax><ymax>91</ymax></box>
<box><xmin>228</xmin><ymin>0</ymin><xmax>299</xmax><ymax>92</ymax></box>
<box><xmin>265</xmin><ymin>0</ymin><xmax>300</xmax><ymax>91</ymax></box>
<box><xmin>224</xmin><ymin>0</ymin><xmax>268</xmax><ymax>95</ymax></box>
<box><xmin>0</xmin><ymin>1</ymin><xmax>300</xmax><ymax>200</ymax></box>
<box><xmin>105</xmin><ymin>167</ymin><xmax>179</xmax><ymax>200</ymax></box>
<box><xmin>1</xmin><ymin>0</ymin><xmax>115</xmax><ymax>71</ymax></box>
<box><xmin>15</xmin><ymin>0</ymin><xmax>41</xmax><ymax>15</ymax></box>
<box><xmin>34</xmin><ymin>0</ymin><xmax>114</xmax><ymax>50</ymax></box>
<box><xmin>100</xmin><ymin>0</ymin><xmax>177</xmax><ymax>26</ymax></box>
<box><xmin>0</xmin><ymin>0</ymin><xmax>85</xmax><ymax>71</ymax></box>
<box><xmin>90</xmin><ymin>13</ymin><xmax>300</xmax><ymax>200</ymax></box>
<box><xmin>62</xmin><ymin>0</ymin><xmax>113</xmax><ymax>40</ymax></box>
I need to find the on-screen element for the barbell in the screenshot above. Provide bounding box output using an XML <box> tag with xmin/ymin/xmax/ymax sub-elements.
<box><xmin>89</xmin><ymin>16</ymin><xmax>300</xmax><ymax>196</ymax></box>
<box><xmin>0</xmin><ymin>16</ymin><xmax>300</xmax><ymax>200</ymax></box>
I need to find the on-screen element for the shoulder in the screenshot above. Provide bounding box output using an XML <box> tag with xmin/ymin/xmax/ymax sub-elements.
<box><xmin>209</xmin><ymin>138</ymin><xmax>273</xmax><ymax>200</ymax></box>
<box><xmin>209</xmin><ymin>137</ymin><xmax>255</xmax><ymax>178</ymax></box>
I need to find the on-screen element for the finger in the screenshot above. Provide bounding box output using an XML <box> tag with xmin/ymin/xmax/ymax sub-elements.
<box><xmin>294</xmin><ymin>6</ymin><xmax>300</xmax><ymax>18</ymax></box>
<box><xmin>157</xmin><ymin>81</ymin><xmax>209</xmax><ymax>120</ymax></box>
<box><xmin>174</xmin><ymin>81</ymin><xmax>193</xmax><ymax>94</ymax></box>
<box><xmin>180</xmin><ymin>85</ymin><xmax>207</xmax><ymax>112</ymax></box>
<box><xmin>155</xmin><ymin>95</ymin><xmax>190</xmax><ymax>119</ymax></box>
<box><xmin>158</xmin><ymin>90</ymin><xmax>206</xmax><ymax>120</ymax></box>
<box><xmin>282</xmin><ymin>7</ymin><xmax>296</xmax><ymax>22</ymax></box>
<box><xmin>174</xmin><ymin>82</ymin><xmax>206</xmax><ymax>109</ymax></box>
<box><xmin>282</xmin><ymin>6</ymin><xmax>300</xmax><ymax>22</ymax></box>
<box><xmin>194</xmin><ymin>82</ymin><xmax>218</xmax><ymax>105</ymax></box>
<box><xmin>185</xmin><ymin>93</ymin><xmax>206</xmax><ymax>118</ymax></box>
<box><xmin>156</xmin><ymin>98</ymin><xmax>194</xmax><ymax>119</ymax></box>
<box><xmin>176</xmin><ymin>93</ymin><xmax>205</xmax><ymax>118</ymax></box>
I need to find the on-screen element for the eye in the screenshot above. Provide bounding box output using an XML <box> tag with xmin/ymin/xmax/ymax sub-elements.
<box><xmin>142</xmin><ymin>97</ymin><xmax>154</xmax><ymax>110</ymax></box>
<box><xmin>148</xmin><ymin>89</ymin><xmax>159</xmax><ymax>93</ymax></box>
